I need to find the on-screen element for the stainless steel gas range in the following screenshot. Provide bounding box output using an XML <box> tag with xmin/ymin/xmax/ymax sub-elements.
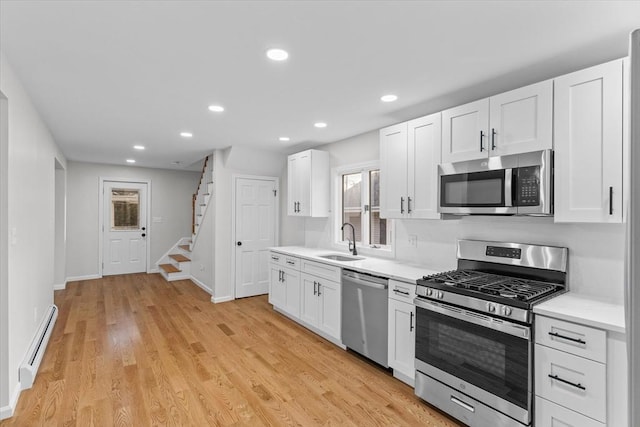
<box><xmin>414</xmin><ymin>239</ymin><xmax>568</xmax><ymax>427</ymax></box>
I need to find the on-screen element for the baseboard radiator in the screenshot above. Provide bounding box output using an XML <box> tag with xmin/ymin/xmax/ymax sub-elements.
<box><xmin>19</xmin><ymin>304</ymin><xmax>58</xmax><ymax>389</ymax></box>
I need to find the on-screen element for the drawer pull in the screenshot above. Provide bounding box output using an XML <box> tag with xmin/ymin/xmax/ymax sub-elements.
<box><xmin>548</xmin><ymin>331</ymin><xmax>586</xmax><ymax>345</ymax></box>
<box><xmin>286</xmin><ymin>260</ymin><xmax>295</xmax><ymax>265</ymax></box>
<box><xmin>393</xmin><ymin>289</ymin><xmax>410</xmax><ymax>296</ymax></box>
<box><xmin>548</xmin><ymin>374</ymin><xmax>586</xmax><ymax>391</ymax></box>
<box><xmin>271</xmin><ymin>255</ymin><xmax>280</xmax><ymax>261</ymax></box>
<box><xmin>450</xmin><ymin>396</ymin><xmax>475</xmax><ymax>412</ymax></box>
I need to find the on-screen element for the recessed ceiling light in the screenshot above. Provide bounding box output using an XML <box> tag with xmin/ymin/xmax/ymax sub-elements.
<box><xmin>208</xmin><ymin>105</ymin><xmax>225</xmax><ymax>113</ymax></box>
<box><xmin>314</xmin><ymin>122</ymin><xmax>327</xmax><ymax>128</ymax></box>
<box><xmin>180</xmin><ymin>132</ymin><xmax>193</xmax><ymax>138</ymax></box>
<box><xmin>381</xmin><ymin>94</ymin><xmax>398</xmax><ymax>102</ymax></box>
<box><xmin>126</xmin><ymin>159</ymin><xmax>136</xmax><ymax>163</ymax></box>
<box><xmin>279</xmin><ymin>137</ymin><xmax>290</xmax><ymax>142</ymax></box>
<box><xmin>266</xmin><ymin>48</ymin><xmax>289</xmax><ymax>61</ymax></box>
<box><xmin>133</xmin><ymin>145</ymin><xmax>145</xmax><ymax>150</ymax></box>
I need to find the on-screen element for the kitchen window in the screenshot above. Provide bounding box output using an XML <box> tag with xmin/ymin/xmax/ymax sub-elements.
<box><xmin>336</xmin><ymin>163</ymin><xmax>392</xmax><ymax>251</ymax></box>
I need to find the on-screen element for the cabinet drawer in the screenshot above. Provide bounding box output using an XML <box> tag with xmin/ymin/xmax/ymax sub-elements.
<box><xmin>535</xmin><ymin>396</ymin><xmax>604</xmax><ymax>427</ymax></box>
<box><xmin>536</xmin><ymin>315</ymin><xmax>606</xmax><ymax>362</ymax></box>
<box><xmin>301</xmin><ymin>259</ymin><xmax>341</xmax><ymax>282</ymax></box>
<box><xmin>535</xmin><ymin>344</ymin><xmax>606</xmax><ymax>423</ymax></box>
<box><xmin>270</xmin><ymin>252</ymin><xmax>300</xmax><ymax>270</ymax></box>
<box><xmin>388</xmin><ymin>280</ymin><xmax>416</xmax><ymax>303</ymax></box>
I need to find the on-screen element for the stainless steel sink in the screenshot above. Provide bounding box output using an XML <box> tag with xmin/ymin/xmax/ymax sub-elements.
<box><xmin>318</xmin><ymin>254</ymin><xmax>364</xmax><ymax>262</ymax></box>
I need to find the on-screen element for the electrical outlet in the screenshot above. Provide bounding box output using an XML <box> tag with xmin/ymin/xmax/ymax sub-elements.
<box><xmin>408</xmin><ymin>235</ymin><xmax>418</xmax><ymax>247</ymax></box>
<box><xmin>199</xmin><ymin>264</ymin><xmax>205</xmax><ymax>271</ymax></box>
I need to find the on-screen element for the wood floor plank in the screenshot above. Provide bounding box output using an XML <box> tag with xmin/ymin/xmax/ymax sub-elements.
<box><xmin>1</xmin><ymin>273</ymin><xmax>462</xmax><ymax>427</ymax></box>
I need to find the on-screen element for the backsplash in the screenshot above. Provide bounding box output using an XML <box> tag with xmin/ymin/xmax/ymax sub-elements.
<box><xmin>304</xmin><ymin>215</ymin><xmax>626</xmax><ymax>304</ymax></box>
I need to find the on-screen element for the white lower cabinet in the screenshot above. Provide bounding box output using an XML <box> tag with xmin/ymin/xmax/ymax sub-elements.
<box><xmin>269</xmin><ymin>251</ymin><xmax>342</xmax><ymax>345</ymax></box>
<box><xmin>387</xmin><ymin>280</ymin><xmax>416</xmax><ymax>386</ymax></box>
<box><xmin>268</xmin><ymin>252</ymin><xmax>300</xmax><ymax>317</ymax></box>
<box><xmin>300</xmin><ymin>271</ymin><xmax>341</xmax><ymax>342</ymax></box>
<box><xmin>535</xmin><ymin>314</ymin><xmax>627</xmax><ymax>426</ymax></box>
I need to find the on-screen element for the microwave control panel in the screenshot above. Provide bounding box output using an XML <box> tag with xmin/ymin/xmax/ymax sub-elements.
<box><xmin>515</xmin><ymin>166</ymin><xmax>540</xmax><ymax>206</ymax></box>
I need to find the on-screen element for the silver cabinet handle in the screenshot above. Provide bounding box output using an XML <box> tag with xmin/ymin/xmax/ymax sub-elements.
<box><xmin>317</xmin><ymin>282</ymin><xmax>322</xmax><ymax>296</ymax></box>
<box><xmin>407</xmin><ymin>196</ymin><xmax>412</xmax><ymax>213</ymax></box>
<box><xmin>491</xmin><ymin>128</ymin><xmax>497</xmax><ymax>150</ymax></box>
<box><xmin>286</xmin><ymin>260</ymin><xmax>295</xmax><ymax>265</ymax></box>
<box><xmin>400</xmin><ymin>197</ymin><xmax>405</xmax><ymax>214</ymax></box>
<box><xmin>271</xmin><ymin>255</ymin><xmax>280</xmax><ymax>261</ymax></box>
<box><xmin>609</xmin><ymin>186</ymin><xmax>613</xmax><ymax>215</ymax></box>
<box><xmin>479</xmin><ymin>130</ymin><xmax>485</xmax><ymax>152</ymax></box>
<box><xmin>313</xmin><ymin>281</ymin><xmax>317</xmax><ymax>295</ymax></box>
<box><xmin>409</xmin><ymin>311</ymin><xmax>414</xmax><ymax>332</ymax></box>
<box><xmin>393</xmin><ymin>289</ymin><xmax>410</xmax><ymax>296</ymax></box>
<box><xmin>548</xmin><ymin>331</ymin><xmax>586</xmax><ymax>344</ymax></box>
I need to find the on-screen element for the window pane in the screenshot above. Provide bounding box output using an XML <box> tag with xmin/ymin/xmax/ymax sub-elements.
<box><xmin>369</xmin><ymin>170</ymin><xmax>387</xmax><ymax>245</ymax></box>
<box><xmin>111</xmin><ymin>189</ymin><xmax>140</xmax><ymax>230</ymax></box>
<box><xmin>342</xmin><ymin>173</ymin><xmax>362</xmax><ymax>242</ymax></box>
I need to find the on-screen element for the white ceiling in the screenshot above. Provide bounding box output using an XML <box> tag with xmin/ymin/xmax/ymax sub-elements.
<box><xmin>1</xmin><ymin>1</ymin><xmax>639</xmax><ymax>170</ymax></box>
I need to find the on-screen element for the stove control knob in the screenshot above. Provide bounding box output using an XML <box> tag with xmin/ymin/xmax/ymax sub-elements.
<box><xmin>486</xmin><ymin>302</ymin><xmax>496</xmax><ymax>313</ymax></box>
<box><xmin>437</xmin><ymin>291</ymin><xmax>444</xmax><ymax>299</ymax></box>
<box><xmin>502</xmin><ymin>306</ymin><xmax>512</xmax><ymax>317</ymax></box>
<box><xmin>426</xmin><ymin>288</ymin><xmax>433</xmax><ymax>297</ymax></box>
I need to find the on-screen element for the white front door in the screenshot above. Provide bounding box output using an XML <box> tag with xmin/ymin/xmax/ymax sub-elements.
<box><xmin>103</xmin><ymin>181</ymin><xmax>148</xmax><ymax>275</ymax></box>
<box><xmin>235</xmin><ymin>177</ymin><xmax>277</xmax><ymax>298</ymax></box>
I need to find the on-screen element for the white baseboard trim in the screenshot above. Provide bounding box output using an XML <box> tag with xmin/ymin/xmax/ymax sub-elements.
<box><xmin>147</xmin><ymin>268</ymin><xmax>159</xmax><ymax>274</ymax></box>
<box><xmin>0</xmin><ymin>381</ymin><xmax>21</xmax><ymax>420</ymax></box>
<box><xmin>66</xmin><ymin>274</ymin><xmax>101</xmax><ymax>283</ymax></box>
<box><xmin>53</xmin><ymin>282</ymin><xmax>66</xmax><ymax>291</ymax></box>
<box><xmin>211</xmin><ymin>295</ymin><xmax>234</xmax><ymax>304</ymax></box>
<box><xmin>189</xmin><ymin>276</ymin><xmax>213</xmax><ymax>295</ymax></box>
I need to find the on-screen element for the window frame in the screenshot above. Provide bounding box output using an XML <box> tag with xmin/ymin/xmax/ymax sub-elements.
<box><xmin>332</xmin><ymin>161</ymin><xmax>394</xmax><ymax>256</ymax></box>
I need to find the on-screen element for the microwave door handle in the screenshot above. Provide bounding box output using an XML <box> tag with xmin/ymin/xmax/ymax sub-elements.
<box><xmin>505</xmin><ymin>168</ymin><xmax>513</xmax><ymax>207</ymax></box>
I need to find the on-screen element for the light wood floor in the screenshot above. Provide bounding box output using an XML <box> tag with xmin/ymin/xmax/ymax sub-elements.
<box><xmin>1</xmin><ymin>273</ymin><xmax>462</xmax><ymax>426</ymax></box>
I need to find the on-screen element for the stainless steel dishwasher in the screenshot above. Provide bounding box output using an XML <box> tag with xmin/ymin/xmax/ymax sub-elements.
<box><xmin>341</xmin><ymin>269</ymin><xmax>389</xmax><ymax>367</ymax></box>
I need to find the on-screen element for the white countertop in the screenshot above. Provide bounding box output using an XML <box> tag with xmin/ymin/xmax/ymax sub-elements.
<box><xmin>533</xmin><ymin>293</ymin><xmax>626</xmax><ymax>334</ymax></box>
<box><xmin>270</xmin><ymin>246</ymin><xmax>441</xmax><ymax>284</ymax></box>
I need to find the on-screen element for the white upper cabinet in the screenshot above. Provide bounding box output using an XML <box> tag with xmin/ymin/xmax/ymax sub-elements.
<box><xmin>489</xmin><ymin>80</ymin><xmax>553</xmax><ymax>156</ymax></box>
<box><xmin>441</xmin><ymin>99</ymin><xmax>489</xmax><ymax>163</ymax></box>
<box><xmin>554</xmin><ymin>59</ymin><xmax>624</xmax><ymax>223</ymax></box>
<box><xmin>441</xmin><ymin>81</ymin><xmax>553</xmax><ymax>163</ymax></box>
<box><xmin>380</xmin><ymin>123</ymin><xmax>408</xmax><ymax>218</ymax></box>
<box><xmin>287</xmin><ymin>149</ymin><xmax>330</xmax><ymax>217</ymax></box>
<box><xmin>380</xmin><ymin>113</ymin><xmax>441</xmax><ymax>219</ymax></box>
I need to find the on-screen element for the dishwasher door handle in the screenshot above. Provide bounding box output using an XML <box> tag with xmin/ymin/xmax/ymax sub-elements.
<box><xmin>343</xmin><ymin>275</ymin><xmax>388</xmax><ymax>290</ymax></box>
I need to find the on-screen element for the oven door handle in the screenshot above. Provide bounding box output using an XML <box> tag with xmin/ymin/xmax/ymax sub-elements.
<box><xmin>414</xmin><ymin>297</ymin><xmax>531</xmax><ymax>340</ymax></box>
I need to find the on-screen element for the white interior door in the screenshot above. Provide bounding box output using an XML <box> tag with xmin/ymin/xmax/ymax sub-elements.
<box><xmin>235</xmin><ymin>177</ymin><xmax>277</xmax><ymax>298</ymax></box>
<box><xmin>103</xmin><ymin>181</ymin><xmax>148</xmax><ymax>275</ymax></box>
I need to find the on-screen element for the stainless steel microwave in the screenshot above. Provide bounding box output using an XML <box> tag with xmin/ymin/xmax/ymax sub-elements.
<box><xmin>438</xmin><ymin>149</ymin><xmax>553</xmax><ymax>216</ymax></box>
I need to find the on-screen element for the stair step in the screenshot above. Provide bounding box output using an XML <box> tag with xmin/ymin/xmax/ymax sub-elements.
<box><xmin>160</xmin><ymin>264</ymin><xmax>181</xmax><ymax>274</ymax></box>
<box><xmin>179</xmin><ymin>245</ymin><xmax>191</xmax><ymax>252</ymax></box>
<box><xmin>169</xmin><ymin>254</ymin><xmax>190</xmax><ymax>263</ymax></box>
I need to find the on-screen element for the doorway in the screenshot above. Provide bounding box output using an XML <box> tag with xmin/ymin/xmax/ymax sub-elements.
<box><xmin>233</xmin><ymin>176</ymin><xmax>279</xmax><ymax>298</ymax></box>
<box><xmin>53</xmin><ymin>159</ymin><xmax>65</xmax><ymax>288</ymax></box>
<box><xmin>100</xmin><ymin>179</ymin><xmax>149</xmax><ymax>276</ymax></box>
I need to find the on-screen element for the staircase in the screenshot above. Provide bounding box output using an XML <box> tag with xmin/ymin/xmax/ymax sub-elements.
<box><xmin>157</xmin><ymin>154</ymin><xmax>214</xmax><ymax>282</ymax></box>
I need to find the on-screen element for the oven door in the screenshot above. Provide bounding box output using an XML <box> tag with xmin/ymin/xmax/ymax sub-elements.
<box><xmin>414</xmin><ymin>298</ymin><xmax>532</xmax><ymax>425</ymax></box>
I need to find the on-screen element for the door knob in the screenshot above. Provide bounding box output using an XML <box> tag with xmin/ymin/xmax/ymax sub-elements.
<box><xmin>142</xmin><ymin>226</ymin><xmax>146</xmax><ymax>231</ymax></box>
<box><xmin>237</xmin><ymin>241</ymin><xmax>242</xmax><ymax>246</ymax></box>
<box><xmin>141</xmin><ymin>233</ymin><xmax>146</xmax><ymax>237</ymax></box>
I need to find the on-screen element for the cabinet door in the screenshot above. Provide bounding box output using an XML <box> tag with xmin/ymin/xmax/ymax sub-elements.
<box><xmin>283</xmin><ymin>268</ymin><xmax>301</xmax><ymax>317</ymax></box>
<box><xmin>287</xmin><ymin>154</ymin><xmax>299</xmax><ymax>216</ymax></box>
<box><xmin>441</xmin><ymin>98</ymin><xmax>489</xmax><ymax>163</ymax></box>
<box><xmin>489</xmin><ymin>80</ymin><xmax>552</xmax><ymax>156</ymax></box>
<box><xmin>554</xmin><ymin>59</ymin><xmax>623</xmax><ymax>223</ymax></box>
<box><xmin>408</xmin><ymin>113</ymin><xmax>441</xmax><ymax>219</ymax></box>
<box><xmin>269</xmin><ymin>265</ymin><xmax>285</xmax><ymax>308</ymax></box>
<box><xmin>300</xmin><ymin>273</ymin><xmax>319</xmax><ymax>326</ymax></box>
<box><xmin>388</xmin><ymin>299</ymin><xmax>415</xmax><ymax>381</ymax></box>
<box><xmin>379</xmin><ymin>122</ymin><xmax>408</xmax><ymax>218</ymax></box>
<box><xmin>296</xmin><ymin>152</ymin><xmax>312</xmax><ymax>216</ymax></box>
<box><xmin>317</xmin><ymin>279</ymin><xmax>341</xmax><ymax>341</ymax></box>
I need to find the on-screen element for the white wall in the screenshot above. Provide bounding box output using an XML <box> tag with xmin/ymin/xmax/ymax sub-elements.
<box><xmin>53</xmin><ymin>161</ymin><xmax>66</xmax><ymax>288</ymax></box>
<box><xmin>66</xmin><ymin>161</ymin><xmax>199</xmax><ymax>279</ymax></box>
<box><xmin>303</xmin><ymin>130</ymin><xmax>627</xmax><ymax>304</ymax></box>
<box><xmin>0</xmin><ymin>53</ymin><xmax>66</xmax><ymax>418</ymax></box>
<box><xmin>211</xmin><ymin>146</ymin><xmax>286</xmax><ymax>301</ymax></box>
